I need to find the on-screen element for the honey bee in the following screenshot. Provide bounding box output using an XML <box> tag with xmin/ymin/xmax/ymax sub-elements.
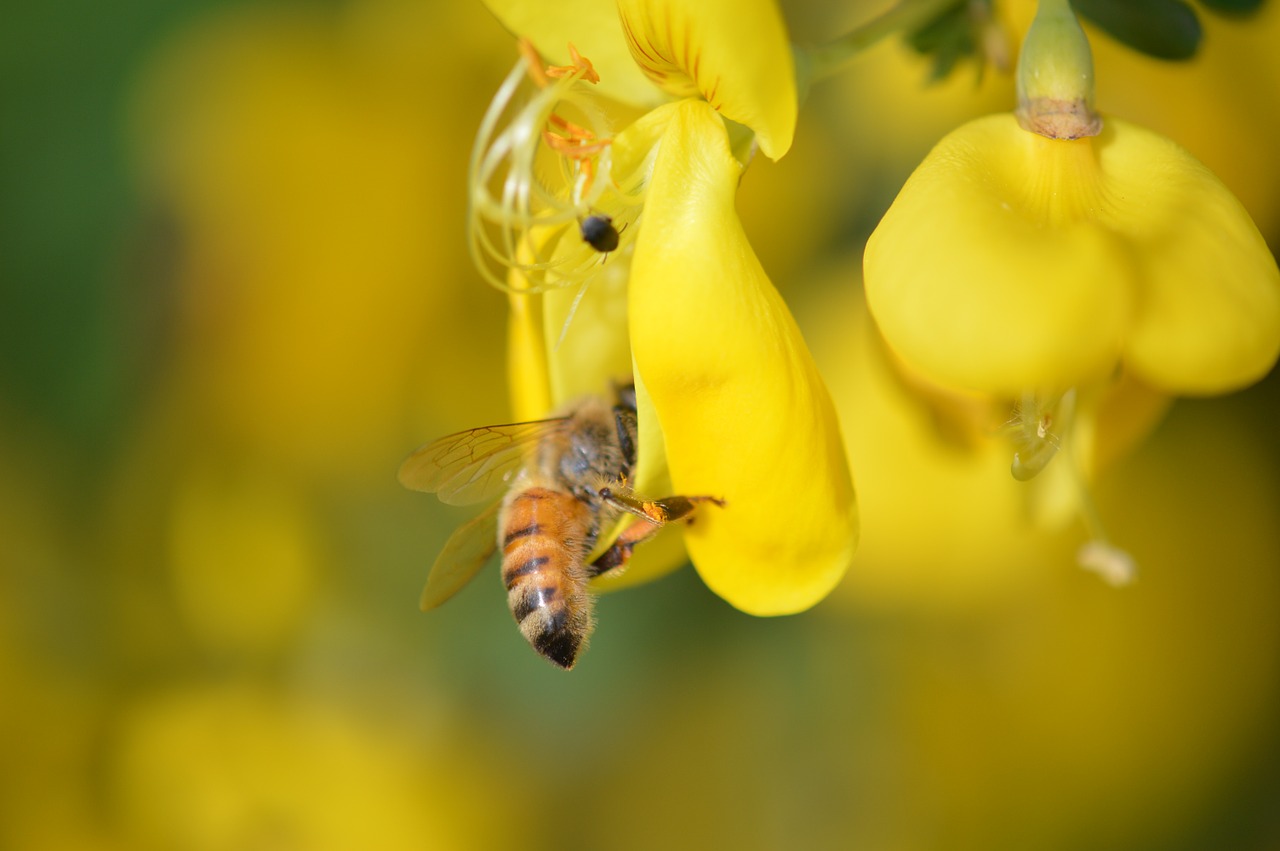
<box><xmin>398</xmin><ymin>383</ymin><xmax>721</xmax><ymax>669</ymax></box>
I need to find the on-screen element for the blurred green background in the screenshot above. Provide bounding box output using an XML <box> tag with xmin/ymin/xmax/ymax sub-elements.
<box><xmin>2</xmin><ymin>1</ymin><xmax>1278</xmax><ymax>848</ymax></box>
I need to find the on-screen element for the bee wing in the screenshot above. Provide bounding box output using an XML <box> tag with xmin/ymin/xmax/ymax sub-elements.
<box><xmin>420</xmin><ymin>499</ymin><xmax>502</xmax><ymax>611</ymax></box>
<box><xmin>398</xmin><ymin>417</ymin><xmax>567</xmax><ymax>506</ymax></box>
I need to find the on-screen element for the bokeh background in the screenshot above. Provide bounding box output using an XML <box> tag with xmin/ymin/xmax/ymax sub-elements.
<box><xmin>2</xmin><ymin>1</ymin><xmax>1278</xmax><ymax>848</ymax></box>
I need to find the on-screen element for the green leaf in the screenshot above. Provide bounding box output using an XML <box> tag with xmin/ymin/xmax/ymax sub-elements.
<box><xmin>904</xmin><ymin>0</ymin><xmax>980</xmax><ymax>82</ymax></box>
<box><xmin>1197</xmin><ymin>0</ymin><xmax>1265</xmax><ymax>14</ymax></box>
<box><xmin>1073</xmin><ymin>0</ymin><xmax>1202</xmax><ymax>61</ymax></box>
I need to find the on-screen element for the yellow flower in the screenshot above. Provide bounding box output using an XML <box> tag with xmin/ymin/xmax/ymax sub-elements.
<box><xmin>473</xmin><ymin>0</ymin><xmax>857</xmax><ymax>613</ymax></box>
<box><xmin>483</xmin><ymin>0</ymin><xmax>795</xmax><ymax>157</ymax></box>
<box><xmin>129</xmin><ymin>3</ymin><xmax>512</xmax><ymax>477</ymax></box>
<box><xmin>864</xmin><ymin>0</ymin><xmax>1280</xmax><ymax>399</ymax></box>
<box><xmin>864</xmin><ymin>113</ymin><xmax>1280</xmax><ymax>399</ymax></box>
<box><xmin>861</xmin><ymin>0</ymin><xmax>1280</xmax><ymax>580</ymax></box>
<box><xmin>108</xmin><ymin>684</ymin><xmax>520</xmax><ymax>849</ymax></box>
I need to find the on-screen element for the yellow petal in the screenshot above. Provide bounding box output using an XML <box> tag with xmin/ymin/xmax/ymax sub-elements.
<box><xmin>506</xmin><ymin>282</ymin><xmax>553</xmax><ymax>422</ymax></box>
<box><xmin>629</xmin><ymin>99</ymin><xmax>857</xmax><ymax>615</ymax></box>
<box><xmin>540</xmin><ymin>256</ymin><xmax>634</xmax><ymax>408</ymax></box>
<box><xmin>864</xmin><ymin>114</ymin><xmax>1132</xmax><ymax>397</ymax></box>
<box><xmin>1095</xmin><ymin>118</ymin><xmax>1280</xmax><ymax>394</ymax></box>
<box><xmin>616</xmin><ymin>0</ymin><xmax>797</xmax><ymax>159</ymax></box>
<box><xmin>482</xmin><ymin>0</ymin><xmax>663</xmax><ymax>108</ymax></box>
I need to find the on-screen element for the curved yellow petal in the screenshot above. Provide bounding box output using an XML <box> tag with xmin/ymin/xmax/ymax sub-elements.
<box><xmin>540</xmin><ymin>257</ymin><xmax>634</xmax><ymax>408</ymax></box>
<box><xmin>1095</xmin><ymin>119</ymin><xmax>1280</xmax><ymax>395</ymax></box>
<box><xmin>506</xmin><ymin>215</ymin><xmax>633</xmax><ymax>422</ymax></box>
<box><xmin>864</xmin><ymin>114</ymin><xmax>1132</xmax><ymax>397</ymax></box>
<box><xmin>629</xmin><ymin>99</ymin><xmax>857</xmax><ymax>615</ymax></box>
<box><xmin>615</xmin><ymin>0</ymin><xmax>797</xmax><ymax>159</ymax></box>
<box><xmin>482</xmin><ymin>0</ymin><xmax>663</xmax><ymax>108</ymax></box>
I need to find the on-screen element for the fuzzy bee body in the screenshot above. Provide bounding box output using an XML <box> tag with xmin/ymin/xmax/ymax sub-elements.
<box><xmin>499</xmin><ymin>484</ymin><xmax>595</xmax><ymax>668</ymax></box>
<box><xmin>399</xmin><ymin>385</ymin><xmax>720</xmax><ymax>670</ymax></box>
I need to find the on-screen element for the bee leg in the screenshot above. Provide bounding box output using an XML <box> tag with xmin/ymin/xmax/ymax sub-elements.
<box><xmin>598</xmin><ymin>487</ymin><xmax>725</xmax><ymax>526</ymax></box>
<box><xmin>611</xmin><ymin>406</ymin><xmax>639</xmax><ymax>469</ymax></box>
<box><xmin>588</xmin><ymin>516</ymin><xmax>662</xmax><ymax>577</ymax></box>
<box><xmin>588</xmin><ymin>490</ymin><xmax>725</xmax><ymax>577</ymax></box>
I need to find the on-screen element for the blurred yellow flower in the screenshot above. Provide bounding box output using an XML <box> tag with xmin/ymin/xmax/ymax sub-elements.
<box><xmin>130</xmin><ymin>3</ymin><xmax>512</xmax><ymax>480</ymax></box>
<box><xmin>866</xmin><ymin>0</ymin><xmax>1280</xmax><ymax>397</ymax></box>
<box><xmin>108</xmin><ymin>684</ymin><xmax>519</xmax><ymax>850</ymax></box>
<box><xmin>864</xmin><ymin>113</ymin><xmax>1280</xmax><ymax>398</ymax></box>
<box><xmin>167</xmin><ymin>459</ymin><xmax>322</xmax><ymax>656</ymax></box>
<box><xmin>861</xmin><ymin>0</ymin><xmax>1280</xmax><ymax>579</ymax></box>
<box><xmin>466</xmin><ymin>0</ymin><xmax>858</xmax><ymax>613</ymax></box>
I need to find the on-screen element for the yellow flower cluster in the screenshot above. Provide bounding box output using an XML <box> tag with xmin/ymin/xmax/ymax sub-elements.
<box><xmin>469</xmin><ymin>0</ymin><xmax>857</xmax><ymax>614</ymax></box>
<box><xmin>6</xmin><ymin>0</ymin><xmax>1280</xmax><ymax>847</ymax></box>
<box><xmin>862</xmin><ymin>0</ymin><xmax>1279</xmax><ymax>581</ymax></box>
<box><xmin>435</xmin><ymin>0</ymin><xmax>1278</xmax><ymax>611</ymax></box>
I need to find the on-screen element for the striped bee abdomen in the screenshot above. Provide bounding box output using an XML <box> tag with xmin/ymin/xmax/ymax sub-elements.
<box><xmin>499</xmin><ymin>486</ymin><xmax>596</xmax><ymax>669</ymax></box>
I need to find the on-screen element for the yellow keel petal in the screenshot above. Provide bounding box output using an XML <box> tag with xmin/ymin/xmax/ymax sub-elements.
<box><xmin>629</xmin><ymin>100</ymin><xmax>857</xmax><ymax>615</ymax></box>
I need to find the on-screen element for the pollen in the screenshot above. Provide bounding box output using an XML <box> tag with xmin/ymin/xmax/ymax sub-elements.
<box><xmin>468</xmin><ymin>41</ymin><xmax>642</xmax><ymax>295</ymax></box>
<box><xmin>545</xmin><ymin>43</ymin><xmax>600</xmax><ymax>85</ymax></box>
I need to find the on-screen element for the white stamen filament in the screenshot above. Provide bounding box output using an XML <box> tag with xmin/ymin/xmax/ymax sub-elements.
<box><xmin>1007</xmin><ymin>389</ymin><xmax>1137</xmax><ymax>585</ymax></box>
<box><xmin>467</xmin><ymin>50</ymin><xmax>644</xmax><ymax>294</ymax></box>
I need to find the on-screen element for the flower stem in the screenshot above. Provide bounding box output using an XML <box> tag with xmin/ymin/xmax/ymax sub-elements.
<box><xmin>795</xmin><ymin>0</ymin><xmax>963</xmax><ymax>93</ymax></box>
<box><xmin>1015</xmin><ymin>0</ymin><xmax>1102</xmax><ymax>139</ymax></box>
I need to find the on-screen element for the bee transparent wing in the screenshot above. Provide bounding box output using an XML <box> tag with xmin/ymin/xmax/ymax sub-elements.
<box><xmin>398</xmin><ymin>417</ymin><xmax>566</xmax><ymax>506</ymax></box>
<box><xmin>420</xmin><ymin>499</ymin><xmax>502</xmax><ymax>611</ymax></box>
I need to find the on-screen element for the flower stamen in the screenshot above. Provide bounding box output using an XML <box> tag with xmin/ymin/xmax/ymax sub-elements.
<box><xmin>468</xmin><ymin>41</ymin><xmax>642</xmax><ymax>295</ymax></box>
<box><xmin>543</xmin><ymin>114</ymin><xmax>614</xmax><ymax>198</ymax></box>
<box><xmin>1007</xmin><ymin>390</ymin><xmax>1069</xmax><ymax>481</ymax></box>
<box><xmin>545</xmin><ymin>43</ymin><xmax>600</xmax><ymax>84</ymax></box>
<box><xmin>1006</xmin><ymin>389</ymin><xmax>1136</xmax><ymax>585</ymax></box>
<box><xmin>517</xmin><ymin>37</ymin><xmax>552</xmax><ymax>88</ymax></box>
<box><xmin>1068</xmin><ymin>462</ymin><xmax>1137</xmax><ymax>587</ymax></box>
<box><xmin>543</xmin><ymin>114</ymin><xmax>613</xmax><ymax>156</ymax></box>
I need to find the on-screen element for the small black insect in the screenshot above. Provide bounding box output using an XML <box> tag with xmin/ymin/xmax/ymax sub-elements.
<box><xmin>579</xmin><ymin>214</ymin><xmax>621</xmax><ymax>254</ymax></box>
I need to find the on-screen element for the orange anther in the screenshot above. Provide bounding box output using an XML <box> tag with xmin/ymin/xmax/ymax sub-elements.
<box><xmin>542</xmin><ymin>131</ymin><xmax>612</xmax><ymax>159</ymax></box>
<box><xmin>545</xmin><ymin>43</ymin><xmax>600</xmax><ymax>85</ymax></box>
<box><xmin>547</xmin><ymin>114</ymin><xmax>582</xmax><ymax>135</ymax></box>
<box><xmin>543</xmin><ymin>113</ymin><xmax>612</xmax><ymax>160</ymax></box>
